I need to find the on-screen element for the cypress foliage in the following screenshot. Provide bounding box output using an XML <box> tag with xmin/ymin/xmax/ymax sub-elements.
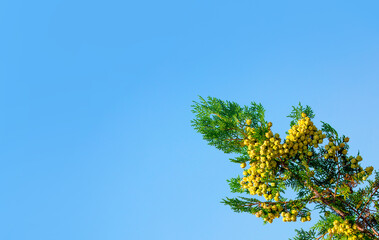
<box><xmin>191</xmin><ymin>96</ymin><xmax>379</xmax><ymax>240</ymax></box>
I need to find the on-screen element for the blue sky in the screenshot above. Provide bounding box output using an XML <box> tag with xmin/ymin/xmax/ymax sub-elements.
<box><xmin>1</xmin><ymin>1</ymin><xmax>379</xmax><ymax>239</ymax></box>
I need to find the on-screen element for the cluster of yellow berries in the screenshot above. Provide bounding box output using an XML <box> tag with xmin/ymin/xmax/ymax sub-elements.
<box><xmin>244</xmin><ymin>122</ymin><xmax>282</xmax><ymax>167</ymax></box>
<box><xmin>253</xmin><ymin>203</ymin><xmax>310</xmax><ymax>223</ymax></box>
<box><xmin>240</xmin><ymin>164</ymin><xmax>280</xmax><ymax>201</ymax></box>
<box><xmin>281</xmin><ymin>210</ymin><xmax>311</xmax><ymax>222</ymax></box>
<box><xmin>255</xmin><ymin>203</ymin><xmax>283</xmax><ymax>223</ymax></box>
<box><xmin>239</xmin><ymin>113</ymin><xmax>374</xmax><ymax>226</ymax></box>
<box><xmin>366</xmin><ymin>166</ymin><xmax>374</xmax><ymax>175</ymax></box>
<box><xmin>324</xmin><ymin>139</ymin><xmax>348</xmax><ymax>161</ymax></box>
<box><xmin>327</xmin><ymin>220</ymin><xmax>363</xmax><ymax>240</ymax></box>
<box><xmin>240</xmin><ymin>113</ymin><xmax>324</xmax><ymax>202</ymax></box>
<box><xmin>354</xmin><ymin>166</ymin><xmax>374</xmax><ymax>181</ymax></box>
<box><xmin>241</xmin><ymin>121</ymin><xmax>282</xmax><ymax>201</ymax></box>
<box><xmin>284</xmin><ymin>113</ymin><xmax>325</xmax><ymax>158</ymax></box>
<box><xmin>349</xmin><ymin>155</ymin><xmax>363</xmax><ymax>169</ymax></box>
<box><xmin>239</xmin><ymin>113</ymin><xmax>324</xmax><ymax>223</ymax></box>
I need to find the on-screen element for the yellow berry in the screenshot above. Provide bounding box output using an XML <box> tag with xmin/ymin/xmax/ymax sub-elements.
<box><xmin>366</xmin><ymin>166</ymin><xmax>374</xmax><ymax>173</ymax></box>
<box><xmin>240</xmin><ymin>162</ymin><xmax>247</xmax><ymax>168</ymax></box>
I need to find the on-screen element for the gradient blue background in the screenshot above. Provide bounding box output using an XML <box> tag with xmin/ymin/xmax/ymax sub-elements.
<box><xmin>1</xmin><ymin>1</ymin><xmax>379</xmax><ymax>239</ymax></box>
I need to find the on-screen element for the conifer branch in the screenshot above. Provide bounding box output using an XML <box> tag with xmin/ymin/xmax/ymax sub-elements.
<box><xmin>192</xmin><ymin>96</ymin><xmax>378</xmax><ymax>240</ymax></box>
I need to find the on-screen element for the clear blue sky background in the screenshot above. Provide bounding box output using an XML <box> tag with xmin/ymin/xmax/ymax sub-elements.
<box><xmin>1</xmin><ymin>1</ymin><xmax>379</xmax><ymax>239</ymax></box>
